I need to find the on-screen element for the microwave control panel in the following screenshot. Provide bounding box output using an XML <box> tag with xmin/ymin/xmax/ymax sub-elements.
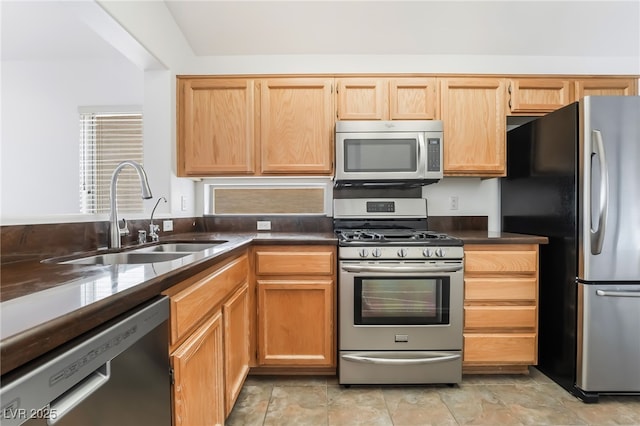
<box><xmin>427</xmin><ymin>138</ymin><xmax>441</xmax><ymax>171</ymax></box>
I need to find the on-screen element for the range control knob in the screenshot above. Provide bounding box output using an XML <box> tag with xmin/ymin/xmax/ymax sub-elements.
<box><xmin>435</xmin><ymin>248</ymin><xmax>446</xmax><ymax>258</ymax></box>
<box><xmin>422</xmin><ymin>248</ymin><xmax>434</xmax><ymax>258</ymax></box>
<box><xmin>397</xmin><ymin>248</ymin><xmax>408</xmax><ymax>258</ymax></box>
<box><xmin>358</xmin><ymin>249</ymin><xmax>369</xmax><ymax>258</ymax></box>
<box><xmin>372</xmin><ymin>248</ymin><xmax>382</xmax><ymax>258</ymax></box>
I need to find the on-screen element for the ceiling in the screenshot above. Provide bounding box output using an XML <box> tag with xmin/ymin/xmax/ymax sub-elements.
<box><xmin>1</xmin><ymin>1</ymin><xmax>639</xmax><ymax>62</ymax></box>
<box><xmin>0</xmin><ymin>1</ymin><xmax>124</xmax><ymax>61</ymax></box>
<box><xmin>165</xmin><ymin>0</ymin><xmax>640</xmax><ymax>57</ymax></box>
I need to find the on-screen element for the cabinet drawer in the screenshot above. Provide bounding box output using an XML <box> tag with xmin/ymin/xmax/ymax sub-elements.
<box><xmin>465</xmin><ymin>278</ymin><xmax>537</xmax><ymax>301</ymax></box>
<box><xmin>464</xmin><ymin>334</ymin><xmax>536</xmax><ymax>364</ymax></box>
<box><xmin>170</xmin><ymin>255</ymin><xmax>248</xmax><ymax>345</ymax></box>
<box><xmin>464</xmin><ymin>306</ymin><xmax>536</xmax><ymax>329</ymax></box>
<box><xmin>465</xmin><ymin>250</ymin><xmax>537</xmax><ymax>273</ymax></box>
<box><xmin>255</xmin><ymin>248</ymin><xmax>335</xmax><ymax>275</ymax></box>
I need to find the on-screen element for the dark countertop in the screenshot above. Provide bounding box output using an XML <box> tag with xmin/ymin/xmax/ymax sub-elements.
<box><xmin>450</xmin><ymin>231</ymin><xmax>549</xmax><ymax>245</ymax></box>
<box><xmin>0</xmin><ymin>229</ymin><xmax>545</xmax><ymax>376</ymax></box>
<box><xmin>0</xmin><ymin>231</ymin><xmax>336</xmax><ymax>376</ymax></box>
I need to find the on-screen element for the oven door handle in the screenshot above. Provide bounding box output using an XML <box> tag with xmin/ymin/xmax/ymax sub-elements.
<box><xmin>341</xmin><ymin>352</ymin><xmax>461</xmax><ymax>365</ymax></box>
<box><xmin>341</xmin><ymin>264</ymin><xmax>463</xmax><ymax>273</ymax></box>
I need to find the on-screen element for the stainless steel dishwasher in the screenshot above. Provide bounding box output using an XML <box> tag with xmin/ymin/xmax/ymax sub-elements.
<box><xmin>0</xmin><ymin>296</ymin><xmax>171</xmax><ymax>426</ymax></box>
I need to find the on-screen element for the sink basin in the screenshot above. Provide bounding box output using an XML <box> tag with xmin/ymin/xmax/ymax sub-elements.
<box><xmin>61</xmin><ymin>252</ymin><xmax>192</xmax><ymax>265</ymax></box>
<box><xmin>134</xmin><ymin>242</ymin><xmax>226</xmax><ymax>253</ymax></box>
<box><xmin>45</xmin><ymin>241</ymin><xmax>228</xmax><ymax>265</ymax></box>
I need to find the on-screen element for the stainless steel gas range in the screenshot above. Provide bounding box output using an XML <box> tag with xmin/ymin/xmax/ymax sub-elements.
<box><xmin>334</xmin><ymin>198</ymin><xmax>464</xmax><ymax>386</ymax></box>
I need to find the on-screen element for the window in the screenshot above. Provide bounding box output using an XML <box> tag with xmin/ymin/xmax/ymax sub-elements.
<box><xmin>79</xmin><ymin>109</ymin><xmax>144</xmax><ymax>214</ymax></box>
<box><xmin>203</xmin><ymin>180</ymin><xmax>333</xmax><ymax>216</ymax></box>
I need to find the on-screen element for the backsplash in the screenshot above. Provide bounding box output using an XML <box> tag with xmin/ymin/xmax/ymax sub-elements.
<box><xmin>0</xmin><ymin>215</ymin><xmax>486</xmax><ymax>263</ymax></box>
<box><xmin>0</xmin><ymin>218</ymin><xmax>198</xmax><ymax>263</ymax></box>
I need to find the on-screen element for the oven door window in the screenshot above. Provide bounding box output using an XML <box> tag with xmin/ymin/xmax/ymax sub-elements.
<box><xmin>344</xmin><ymin>138</ymin><xmax>417</xmax><ymax>172</ymax></box>
<box><xmin>354</xmin><ymin>276</ymin><xmax>450</xmax><ymax>325</ymax></box>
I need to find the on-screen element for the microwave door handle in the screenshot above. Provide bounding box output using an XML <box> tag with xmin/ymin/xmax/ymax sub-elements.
<box><xmin>417</xmin><ymin>133</ymin><xmax>427</xmax><ymax>176</ymax></box>
<box><xmin>341</xmin><ymin>264</ymin><xmax>463</xmax><ymax>273</ymax></box>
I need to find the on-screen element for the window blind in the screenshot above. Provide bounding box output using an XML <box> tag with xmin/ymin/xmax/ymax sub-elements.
<box><xmin>79</xmin><ymin>112</ymin><xmax>144</xmax><ymax>214</ymax></box>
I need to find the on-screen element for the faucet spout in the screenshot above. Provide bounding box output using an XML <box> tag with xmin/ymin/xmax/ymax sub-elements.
<box><xmin>109</xmin><ymin>160</ymin><xmax>153</xmax><ymax>249</ymax></box>
<box><xmin>149</xmin><ymin>196</ymin><xmax>167</xmax><ymax>242</ymax></box>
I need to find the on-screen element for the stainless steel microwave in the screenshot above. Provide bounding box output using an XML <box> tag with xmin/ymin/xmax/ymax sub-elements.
<box><xmin>335</xmin><ymin>120</ymin><xmax>443</xmax><ymax>185</ymax></box>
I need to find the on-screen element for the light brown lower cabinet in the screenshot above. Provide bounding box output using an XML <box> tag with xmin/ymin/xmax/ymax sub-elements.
<box><xmin>254</xmin><ymin>245</ymin><xmax>337</xmax><ymax>371</ymax></box>
<box><xmin>223</xmin><ymin>282</ymin><xmax>250</xmax><ymax>416</ymax></box>
<box><xmin>257</xmin><ymin>279</ymin><xmax>334</xmax><ymax>367</ymax></box>
<box><xmin>172</xmin><ymin>311</ymin><xmax>224</xmax><ymax>426</ymax></box>
<box><xmin>164</xmin><ymin>252</ymin><xmax>249</xmax><ymax>425</ymax></box>
<box><xmin>463</xmin><ymin>244</ymin><xmax>540</xmax><ymax>374</ymax></box>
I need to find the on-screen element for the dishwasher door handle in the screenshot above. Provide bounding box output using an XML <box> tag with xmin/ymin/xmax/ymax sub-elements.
<box><xmin>341</xmin><ymin>264</ymin><xmax>463</xmax><ymax>273</ymax></box>
<box><xmin>341</xmin><ymin>352</ymin><xmax>461</xmax><ymax>366</ymax></box>
<box><xmin>48</xmin><ymin>362</ymin><xmax>111</xmax><ymax>425</ymax></box>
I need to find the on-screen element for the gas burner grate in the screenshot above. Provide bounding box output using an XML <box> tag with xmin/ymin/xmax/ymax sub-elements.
<box><xmin>336</xmin><ymin>229</ymin><xmax>459</xmax><ymax>245</ymax></box>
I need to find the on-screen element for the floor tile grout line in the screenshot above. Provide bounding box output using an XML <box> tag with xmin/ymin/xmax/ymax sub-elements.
<box><xmin>260</xmin><ymin>383</ymin><xmax>274</xmax><ymax>426</ymax></box>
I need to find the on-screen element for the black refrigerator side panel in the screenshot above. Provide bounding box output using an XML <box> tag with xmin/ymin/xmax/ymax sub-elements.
<box><xmin>501</xmin><ymin>103</ymin><xmax>579</xmax><ymax>392</ymax></box>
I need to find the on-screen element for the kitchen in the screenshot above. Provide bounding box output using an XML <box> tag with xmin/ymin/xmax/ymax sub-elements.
<box><xmin>2</xmin><ymin>1</ymin><xmax>640</xmax><ymax>425</ymax></box>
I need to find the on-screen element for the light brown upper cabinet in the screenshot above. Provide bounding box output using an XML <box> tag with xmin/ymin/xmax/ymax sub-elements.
<box><xmin>336</xmin><ymin>78</ymin><xmax>387</xmax><ymax>120</ymax></box>
<box><xmin>574</xmin><ymin>78</ymin><xmax>637</xmax><ymax>99</ymax></box>
<box><xmin>177</xmin><ymin>76</ymin><xmax>334</xmax><ymax>177</ymax></box>
<box><xmin>336</xmin><ymin>77</ymin><xmax>438</xmax><ymax>120</ymax></box>
<box><xmin>259</xmin><ymin>78</ymin><xmax>334</xmax><ymax>175</ymax></box>
<box><xmin>440</xmin><ymin>77</ymin><xmax>507</xmax><ymax>176</ymax></box>
<box><xmin>507</xmin><ymin>77</ymin><xmax>638</xmax><ymax>116</ymax></box>
<box><xmin>507</xmin><ymin>78</ymin><xmax>572</xmax><ymax>115</ymax></box>
<box><xmin>177</xmin><ymin>78</ymin><xmax>255</xmax><ymax>176</ymax></box>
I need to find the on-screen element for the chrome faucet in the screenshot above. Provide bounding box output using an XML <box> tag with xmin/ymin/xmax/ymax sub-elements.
<box><xmin>109</xmin><ymin>160</ymin><xmax>153</xmax><ymax>249</ymax></box>
<box><xmin>149</xmin><ymin>196</ymin><xmax>167</xmax><ymax>242</ymax></box>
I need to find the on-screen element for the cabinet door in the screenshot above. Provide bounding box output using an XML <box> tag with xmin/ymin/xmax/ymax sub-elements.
<box><xmin>168</xmin><ymin>254</ymin><xmax>249</xmax><ymax>346</ymax></box>
<box><xmin>260</xmin><ymin>78</ymin><xmax>334</xmax><ymax>174</ymax></box>
<box><xmin>257</xmin><ymin>279</ymin><xmax>334</xmax><ymax>366</ymax></box>
<box><xmin>178</xmin><ymin>78</ymin><xmax>255</xmax><ymax>176</ymax></box>
<box><xmin>507</xmin><ymin>78</ymin><xmax>572</xmax><ymax>114</ymax></box>
<box><xmin>389</xmin><ymin>78</ymin><xmax>438</xmax><ymax>119</ymax></box>
<box><xmin>336</xmin><ymin>78</ymin><xmax>388</xmax><ymax>120</ymax></box>
<box><xmin>440</xmin><ymin>78</ymin><xmax>506</xmax><ymax>176</ymax></box>
<box><xmin>223</xmin><ymin>283</ymin><xmax>250</xmax><ymax>417</ymax></box>
<box><xmin>574</xmin><ymin>78</ymin><xmax>637</xmax><ymax>99</ymax></box>
<box><xmin>172</xmin><ymin>311</ymin><xmax>224</xmax><ymax>426</ymax></box>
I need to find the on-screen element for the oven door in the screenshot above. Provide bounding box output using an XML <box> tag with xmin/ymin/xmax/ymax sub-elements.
<box><xmin>335</xmin><ymin>132</ymin><xmax>427</xmax><ymax>182</ymax></box>
<box><xmin>339</xmin><ymin>260</ymin><xmax>463</xmax><ymax>351</ymax></box>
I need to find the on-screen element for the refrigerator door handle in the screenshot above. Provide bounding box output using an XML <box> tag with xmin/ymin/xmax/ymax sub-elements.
<box><xmin>590</xmin><ymin>129</ymin><xmax>609</xmax><ymax>255</ymax></box>
<box><xmin>596</xmin><ymin>289</ymin><xmax>640</xmax><ymax>298</ymax></box>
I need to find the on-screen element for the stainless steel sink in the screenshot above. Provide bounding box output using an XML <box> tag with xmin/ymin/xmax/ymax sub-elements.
<box><xmin>134</xmin><ymin>242</ymin><xmax>226</xmax><ymax>253</ymax></box>
<box><xmin>46</xmin><ymin>241</ymin><xmax>228</xmax><ymax>265</ymax></box>
<box><xmin>61</xmin><ymin>252</ymin><xmax>192</xmax><ymax>265</ymax></box>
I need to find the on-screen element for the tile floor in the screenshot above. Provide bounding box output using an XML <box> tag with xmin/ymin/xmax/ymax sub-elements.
<box><xmin>226</xmin><ymin>368</ymin><xmax>640</xmax><ymax>425</ymax></box>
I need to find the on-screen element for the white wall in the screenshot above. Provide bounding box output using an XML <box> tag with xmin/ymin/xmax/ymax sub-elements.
<box><xmin>0</xmin><ymin>57</ymin><xmax>145</xmax><ymax>223</ymax></box>
<box><xmin>97</xmin><ymin>1</ymin><xmax>640</xmax><ymax>233</ymax></box>
<box><xmin>4</xmin><ymin>1</ymin><xmax>637</xmax><ymax>230</ymax></box>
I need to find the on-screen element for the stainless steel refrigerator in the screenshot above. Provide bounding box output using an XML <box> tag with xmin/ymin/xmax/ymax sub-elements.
<box><xmin>501</xmin><ymin>96</ymin><xmax>640</xmax><ymax>403</ymax></box>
